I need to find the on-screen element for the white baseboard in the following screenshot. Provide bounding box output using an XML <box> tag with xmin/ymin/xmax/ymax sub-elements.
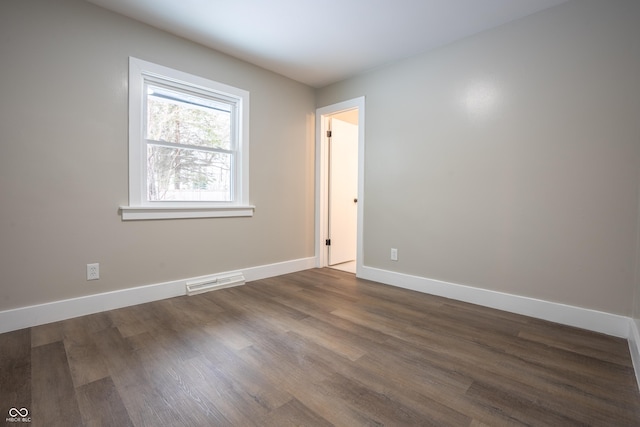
<box><xmin>359</xmin><ymin>265</ymin><xmax>640</xmax><ymax>400</ymax></box>
<box><xmin>0</xmin><ymin>256</ymin><xmax>316</xmax><ymax>334</ymax></box>
<box><xmin>628</xmin><ymin>319</ymin><xmax>640</xmax><ymax>391</ymax></box>
<box><xmin>3</xmin><ymin>259</ymin><xmax>638</xmax><ymax>390</ymax></box>
<box><xmin>359</xmin><ymin>266</ymin><xmax>630</xmax><ymax>338</ymax></box>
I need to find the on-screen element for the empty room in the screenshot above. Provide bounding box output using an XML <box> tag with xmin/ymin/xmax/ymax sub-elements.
<box><xmin>2</xmin><ymin>0</ymin><xmax>640</xmax><ymax>425</ymax></box>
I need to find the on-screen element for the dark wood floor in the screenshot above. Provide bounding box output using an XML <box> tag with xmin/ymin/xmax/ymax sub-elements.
<box><xmin>1</xmin><ymin>268</ymin><xmax>639</xmax><ymax>426</ymax></box>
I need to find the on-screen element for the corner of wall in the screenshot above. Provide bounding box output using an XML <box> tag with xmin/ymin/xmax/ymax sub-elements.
<box><xmin>628</xmin><ymin>318</ymin><xmax>640</xmax><ymax>393</ymax></box>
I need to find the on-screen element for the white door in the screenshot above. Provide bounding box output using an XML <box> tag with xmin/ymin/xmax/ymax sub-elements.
<box><xmin>328</xmin><ymin>118</ymin><xmax>358</xmax><ymax>265</ymax></box>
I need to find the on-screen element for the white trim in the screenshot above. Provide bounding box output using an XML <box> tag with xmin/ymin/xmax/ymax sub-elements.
<box><xmin>359</xmin><ymin>265</ymin><xmax>630</xmax><ymax>338</ymax></box>
<box><xmin>0</xmin><ymin>257</ymin><xmax>316</xmax><ymax>334</ymax></box>
<box><xmin>120</xmin><ymin>205</ymin><xmax>255</xmax><ymax>220</ymax></box>
<box><xmin>315</xmin><ymin>97</ymin><xmax>365</xmax><ymax>274</ymax></box>
<box><xmin>126</xmin><ymin>57</ymin><xmax>251</xmax><ymax>218</ymax></box>
<box><xmin>628</xmin><ymin>319</ymin><xmax>640</xmax><ymax>390</ymax></box>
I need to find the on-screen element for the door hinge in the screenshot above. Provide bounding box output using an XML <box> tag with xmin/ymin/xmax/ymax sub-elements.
<box><xmin>325</xmin><ymin>239</ymin><xmax>331</xmax><ymax>246</ymax></box>
<box><xmin>326</xmin><ymin>130</ymin><xmax>332</xmax><ymax>138</ymax></box>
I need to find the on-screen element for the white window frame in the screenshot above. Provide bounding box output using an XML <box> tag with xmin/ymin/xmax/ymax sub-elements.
<box><xmin>121</xmin><ymin>57</ymin><xmax>253</xmax><ymax>220</ymax></box>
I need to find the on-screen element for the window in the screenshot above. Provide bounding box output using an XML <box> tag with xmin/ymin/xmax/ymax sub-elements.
<box><xmin>121</xmin><ymin>57</ymin><xmax>253</xmax><ymax>220</ymax></box>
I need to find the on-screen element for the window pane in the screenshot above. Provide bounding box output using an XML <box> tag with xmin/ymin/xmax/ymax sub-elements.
<box><xmin>146</xmin><ymin>84</ymin><xmax>232</xmax><ymax>150</ymax></box>
<box><xmin>147</xmin><ymin>145</ymin><xmax>232</xmax><ymax>202</ymax></box>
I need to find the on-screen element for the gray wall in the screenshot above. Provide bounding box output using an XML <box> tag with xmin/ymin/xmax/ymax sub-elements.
<box><xmin>634</xmin><ymin>185</ymin><xmax>640</xmax><ymax>329</ymax></box>
<box><xmin>0</xmin><ymin>0</ymin><xmax>316</xmax><ymax>310</ymax></box>
<box><xmin>317</xmin><ymin>0</ymin><xmax>640</xmax><ymax>315</ymax></box>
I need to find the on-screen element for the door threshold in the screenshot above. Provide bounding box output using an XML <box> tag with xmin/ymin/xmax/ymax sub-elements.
<box><xmin>329</xmin><ymin>261</ymin><xmax>356</xmax><ymax>274</ymax></box>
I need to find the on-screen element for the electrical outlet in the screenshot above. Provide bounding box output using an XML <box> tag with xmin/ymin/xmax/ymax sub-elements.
<box><xmin>87</xmin><ymin>263</ymin><xmax>99</xmax><ymax>280</ymax></box>
<box><xmin>391</xmin><ymin>248</ymin><xmax>398</xmax><ymax>261</ymax></box>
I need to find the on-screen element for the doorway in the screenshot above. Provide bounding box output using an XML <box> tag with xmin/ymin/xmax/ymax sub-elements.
<box><xmin>315</xmin><ymin>97</ymin><xmax>365</xmax><ymax>275</ymax></box>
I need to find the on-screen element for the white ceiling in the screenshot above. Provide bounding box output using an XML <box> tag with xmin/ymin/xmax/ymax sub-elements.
<box><xmin>86</xmin><ymin>0</ymin><xmax>568</xmax><ymax>88</ymax></box>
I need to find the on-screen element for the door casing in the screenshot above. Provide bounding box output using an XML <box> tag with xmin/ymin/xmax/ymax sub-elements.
<box><xmin>315</xmin><ymin>97</ymin><xmax>365</xmax><ymax>274</ymax></box>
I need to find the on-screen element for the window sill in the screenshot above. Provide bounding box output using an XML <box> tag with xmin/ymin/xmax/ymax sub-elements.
<box><xmin>120</xmin><ymin>205</ymin><xmax>255</xmax><ymax>220</ymax></box>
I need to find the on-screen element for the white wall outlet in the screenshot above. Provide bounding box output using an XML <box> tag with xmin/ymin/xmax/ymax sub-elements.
<box><xmin>87</xmin><ymin>263</ymin><xmax>100</xmax><ymax>280</ymax></box>
<box><xmin>391</xmin><ymin>248</ymin><xmax>398</xmax><ymax>261</ymax></box>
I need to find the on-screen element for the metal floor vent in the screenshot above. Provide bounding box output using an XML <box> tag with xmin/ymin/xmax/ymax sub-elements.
<box><xmin>186</xmin><ymin>273</ymin><xmax>245</xmax><ymax>296</ymax></box>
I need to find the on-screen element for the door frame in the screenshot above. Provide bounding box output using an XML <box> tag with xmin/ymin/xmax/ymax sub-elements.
<box><xmin>315</xmin><ymin>97</ymin><xmax>365</xmax><ymax>274</ymax></box>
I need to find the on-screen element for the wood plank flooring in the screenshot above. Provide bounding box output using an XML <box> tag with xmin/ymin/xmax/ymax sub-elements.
<box><xmin>1</xmin><ymin>268</ymin><xmax>639</xmax><ymax>426</ymax></box>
